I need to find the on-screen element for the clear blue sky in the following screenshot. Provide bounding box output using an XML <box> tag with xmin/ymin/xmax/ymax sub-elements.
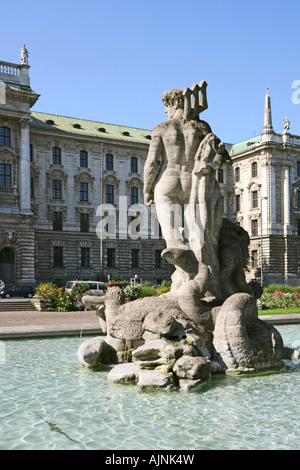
<box><xmin>1</xmin><ymin>0</ymin><xmax>300</xmax><ymax>143</ymax></box>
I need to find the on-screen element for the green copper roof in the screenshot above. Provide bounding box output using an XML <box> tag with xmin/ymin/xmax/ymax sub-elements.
<box><xmin>229</xmin><ymin>135</ymin><xmax>262</xmax><ymax>156</ymax></box>
<box><xmin>31</xmin><ymin>112</ymin><xmax>152</xmax><ymax>145</ymax></box>
<box><xmin>5</xmin><ymin>82</ymin><xmax>39</xmax><ymax>94</ymax></box>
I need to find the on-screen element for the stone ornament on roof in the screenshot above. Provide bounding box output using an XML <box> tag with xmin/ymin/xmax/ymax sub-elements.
<box><xmin>283</xmin><ymin>116</ymin><xmax>290</xmax><ymax>133</ymax></box>
<box><xmin>21</xmin><ymin>44</ymin><xmax>29</xmax><ymax>65</ymax></box>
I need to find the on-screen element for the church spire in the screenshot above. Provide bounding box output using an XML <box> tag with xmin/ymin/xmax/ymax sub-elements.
<box><xmin>263</xmin><ymin>87</ymin><xmax>273</xmax><ymax>131</ymax></box>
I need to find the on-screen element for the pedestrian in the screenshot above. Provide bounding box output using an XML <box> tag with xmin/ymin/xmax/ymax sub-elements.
<box><xmin>0</xmin><ymin>280</ymin><xmax>5</xmax><ymax>291</ymax></box>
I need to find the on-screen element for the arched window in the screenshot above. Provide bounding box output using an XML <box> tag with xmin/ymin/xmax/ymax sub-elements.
<box><xmin>0</xmin><ymin>127</ymin><xmax>11</xmax><ymax>147</ymax></box>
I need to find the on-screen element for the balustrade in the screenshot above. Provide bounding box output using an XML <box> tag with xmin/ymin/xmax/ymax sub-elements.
<box><xmin>0</xmin><ymin>61</ymin><xmax>21</xmax><ymax>77</ymax></box>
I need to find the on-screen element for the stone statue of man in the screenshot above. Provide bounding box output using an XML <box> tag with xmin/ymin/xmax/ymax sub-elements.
<box><xmin>21</xmin><ymin>44</ymin><xmax>29</xmax><ymax>65</ymax></box>
<box><xmin>144</xmin><ymin>86</ymin><xmax>211</xmax><ymax>271</ymax></box>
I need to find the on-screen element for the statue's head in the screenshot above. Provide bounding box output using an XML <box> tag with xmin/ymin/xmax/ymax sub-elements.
<box><xmin>161</xmin><ymin>89</ymin><xmax>184</xmax><ymax>120</ymax></box>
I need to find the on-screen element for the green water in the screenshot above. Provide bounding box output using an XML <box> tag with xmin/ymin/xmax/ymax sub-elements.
<box><xmin>0</xmin><ymin>324</ymin><xmax>300</xmax><ymax>450</ymax></box>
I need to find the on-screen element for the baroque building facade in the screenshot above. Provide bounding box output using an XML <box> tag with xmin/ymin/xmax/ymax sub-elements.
<box><xmin>0</xmin><ymin>51</ymin><xmax>299</xmax><ymax>286</ymax></box>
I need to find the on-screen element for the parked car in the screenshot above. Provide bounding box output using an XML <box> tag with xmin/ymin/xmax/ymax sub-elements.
<box><xmin>0</xmin><ymin>285</ymin><xmax>35</xmax><ymax>299</ymax></box>
<box><xmin>65</xmin><ymin>280</ymin><xmax>107</xmax><ymax>295</ymax></box>
<box><xmin>107</xmin><ymin>282</ymin><xmax>127</xmax><ymax>290</ymax></box>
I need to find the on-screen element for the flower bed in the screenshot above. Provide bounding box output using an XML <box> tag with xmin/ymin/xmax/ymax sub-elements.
<box><xmin>260</xmin><ymin>288</ymin><xmax>300</xmax><ymax>310</ymax></box>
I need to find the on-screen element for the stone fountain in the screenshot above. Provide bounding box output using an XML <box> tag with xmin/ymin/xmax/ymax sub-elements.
<box><xmin>78</xmin><ymin>82</ymin><xmax>295</xmax><ymax>391</ymax></box>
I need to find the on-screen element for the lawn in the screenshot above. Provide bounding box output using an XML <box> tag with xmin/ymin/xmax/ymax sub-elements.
<box><xmin>258</xmin><ymin>308</ymin><xmax>300</xmax><ymax>315</ymax></box>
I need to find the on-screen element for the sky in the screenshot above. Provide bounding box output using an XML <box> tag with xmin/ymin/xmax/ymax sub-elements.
<box><xmin>1</xmin><ymin>0</ymin><xmax>300</xmax><ymax>144</ymax></box>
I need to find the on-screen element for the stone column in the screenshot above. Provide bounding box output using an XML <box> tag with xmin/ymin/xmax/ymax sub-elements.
<box><xmin>19</xmin><ymin>117</ymin><xmax>32</xmax><ymax>214</ymax></box>
<box><xmin>283</xmin><ymin>166</ymin><xmax>291</xmax><ymax>235</ymax></box>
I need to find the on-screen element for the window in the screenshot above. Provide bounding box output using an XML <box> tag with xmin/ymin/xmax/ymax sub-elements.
<box><xmin>297</xmin><ymin>162</ymin><xmax>300</xmax><ymax>178</ymax></box>
<box><xmin>53</xmin><ymin>246</ymin><xmax>63</xmax><ymax>267</ymax></box>
<box><xmin>252</xmin><ymin>190</ymin><xmax>258</xmax><ymax>208</ymax></box>
<box><xmin>30</xmin><ymin>177</ymin><xmax>34</xmax><ymax>198</ymax></box>
<box><xmin>236</xmin><ymin>194</ymin><xmax>241</xmax><ymax>212</ymax></box>
<box><xmin>52</xmin><ymin>147</ymin><xmax>61</xmax><ymax>165</ymax></box>
<box><xmin>0</xmin><ymin>164</ymin><xmax>11</xmax><ymax>187</ymax></box>
<box><xmin>79</xmin><ymin>182</ymin><xmax>89</xmax><ymax>201</ymax></box>
<box><xmin>298</xmin><ymin>219</ymin><xmax>300</xmax><ymax>236</ymax></box>
<box><xmin>80</xmin><ymin>213</ymin><xmax>89</xmax><ymax>232</ymax></box>
<box><xmin>251</xmin><ymin>250</ymin><xmax>258</xmax><ymax>268</ymax></box>
<box><xmin>105</xmin><ymin>154</ymin><xmax>113</xmax><ymax>171</ymax></box>
<box><xmin>297</xmin><ymin>190</ymin><xmax>300</xmax><ymax>209</ymax></box>
<box><xmin>105</xmin><ymin>184</ymin><xmax>114</xmax><ymax>204</ymax></box>
<box><xmin>217</xmin><ymin>169</ymin><xmax>224</xmax><ymax>183</ymax></box>
<box><xmin>235</xmin><ymin>167</ymin><xmax>240</xmax><ymax>182</ymax></box>
<box><xmin>130</xmin><ymin>157</ymin><xmax>138</xmax><ymax>173</ymax></box>
<box><xmin>107</xmin><ymin>248</ymin><xmax>115</xmax><ymax>268</ymax></box>
<box><xmin>130</xmin><ymin>187</ymin><xmax>138</xmax><ymax>205</ymax></box>
<box><xmin>155</xmin><ymin>250</ymin><xmax>162</xmax><ymax>269</ymax></box>
<box><xmin>132</xmin><ymin>249</ymin><xmax>139</xmax><ymax>267</ymax></box>
<box><xmin>0</xmin><ymin>127</ymin><xmax>10</xmax><ymax>146</ymax></box>
<box><xmin>53</xmin><ymin>212</ymin><xmax>62</xmax><ymax>231</ymax></box>
<box><xmin>81</xmin><ymin>247</ymin><xmax>90</xmax><ymax>267</ymax></box>
<box><xmin>80</xmin><ymin>150</ymin><xmax>88</xmax><ymax>168</ymax></box>
<box><xmin>251</xmin><ymin>219</ymin><xmax>258</xmax><ymax>236</ymax></box>
<box><xmin>52</xmin><ymin>180</ymin><xmax>62</xmax><ymax>199</ymax></box>
<box><xmin>251</xmin><ymin>162</ymin><xmax>258</xmax><ymax>178</ymax></box>
<box><xmin>30</xmin><ymin>144</ymin><xmax>33</xmax><ymax>161</ymax></box>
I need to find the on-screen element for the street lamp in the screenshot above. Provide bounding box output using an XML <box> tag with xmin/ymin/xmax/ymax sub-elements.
<box><xmin>260</xmin><ymin>196</ymin><xmax>267</xmax><ymax>287</ymax></box>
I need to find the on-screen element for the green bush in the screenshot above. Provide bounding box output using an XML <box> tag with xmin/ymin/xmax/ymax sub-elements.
<box><xmin>35</xmin><ymin>281</ymin><xmax>89</xmax><ymax>312</ymax></box>
<box><xmin>124</xmin><ymin>285</ymin><xmax>142</xmax><ymax>301</ymax></box>
<box><xmin>264</xmin><ymin>284</ymin><xmax>300</xmax><ymax>294</ymax></box>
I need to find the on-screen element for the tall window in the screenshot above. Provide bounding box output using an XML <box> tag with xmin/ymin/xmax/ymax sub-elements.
<box><xmin>235</xmin><ymin>166</ymin><xmax>240</xmax><ymax>182</ymax></box>
<box><xmin>251</xmin><ymin>250</ymin><xmax>258</xmax><ymax>268</ymax></box>
<box><xmin>132</xmin><ymin>249</ymin><xmax>139</xmax><ymax>268</ymax></box>
<box><xmin>79</xmin><ymin>182</ymin><xmax>89</xmax><ymax>201</ymax></box>
<box><xmin>53</xmin><ymin>212</ymin><xmax>62</xmax><ymax>231</ymax></box>
<box><xmin>0</xmin><ymin>164</ymin><xmax>11</xmax><ymax>186</ymax></box>
<box><xmin>52</xmin><ymin>180</ymin><xmax>62</xmax><ymax>199</ymax></box>
<box><xmin>81</xmin><ymin>247</ymin><xmax>90</xmax><ymax>267</ymax></box>
<box><xmin>80</xmin><ymin>213</ymin><xmax>89</xmax><ymax>232</ymax></box>
<box><xmin>297</xmin><ymin>190</ymin><xmax>300</xmax><ymax>209</ymax></box>
<box><xmin>297</xmin><ymin>161</ymin><xmax>300</xmax><ymax>178</ymax></box>
<box><xmin>30</xmin><ymin>144</ymin><xmax>33</xmax><ymax>161</ymax></box>
<box><xmin>130</xmin><ymin>187</ymin><xmax>138</xmax><ymax>205</ymax></box>
<box><xmin>105</xmin><ymin>184</ymin><xmax>114</xmax><ymax>204</ymax></box>
<box><xmin>52</xmin><ymin>147</ymin><xmax>61</xmax><ymax>165</ymax></box>
<box><xmin>0</xmin><ymin>127</ymin><xmax>10</xmax><ymax>146</ymax></box>
<box><xmin>251</xmin><ymin>219</ymin><xmax>258</xmax><ymax>236</ymax></box>
<box><xmin>53</xmin><ymin>246</ymin><xmax>63</xmax><ymax>267</ymax></box>
<box><xmin>236</xmin><ymin>194</ymin><xmax>241</xmax><ymax>212</ymax></box>
<box><xmin>105</xmin><ymin>154</ymin><xmax>113</xmax><ymax>170</ymax></box>
<box><xmin>30</xmin><ymin>177</ymin><xmax>34</xmax><ymax>198</ymax></box>
<box><xmin>80</xmin><ymin>150</ymin><xmax>88</xmax><ymax>168</ymax></box>
<box><xmin>155</xmin><ymin>250</ymin><xmax>162</xmax><ymax>269</ymax></box>
<box><xmin>130</xmin><ymin>157</ymin><xmax>138</xmax><ymax>173</ymax></box>
<box><xmin>251</xmin><ymin>161</ymin><xmax>258</xmax><ymax>178</ymax></box>
<box><xmin>107</xmin><ymin>248</ymin><xmax>115</xmax><ymax>268</ymax></box>
<box><xmin>252</xmin><ymin>190</ymin><xmax>258</xmax><ymax>208</ymax></box>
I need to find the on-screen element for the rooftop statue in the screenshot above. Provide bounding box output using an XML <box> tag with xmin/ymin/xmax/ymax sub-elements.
<box><xmin>21</xmin><ymin>44</ymin><xmax>29</xmax><ymax>65</ymax></box>
<box><xmin>78</xmin><ymin>82</ymin><xmax>296</xmax><ymax>391</ymax></box>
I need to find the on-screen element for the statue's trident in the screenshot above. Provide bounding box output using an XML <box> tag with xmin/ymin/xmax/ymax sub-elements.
<box><xmin>183</xmin><ymin>80</ymin><xmax>208</xmax><ymax>120</ymax></box>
